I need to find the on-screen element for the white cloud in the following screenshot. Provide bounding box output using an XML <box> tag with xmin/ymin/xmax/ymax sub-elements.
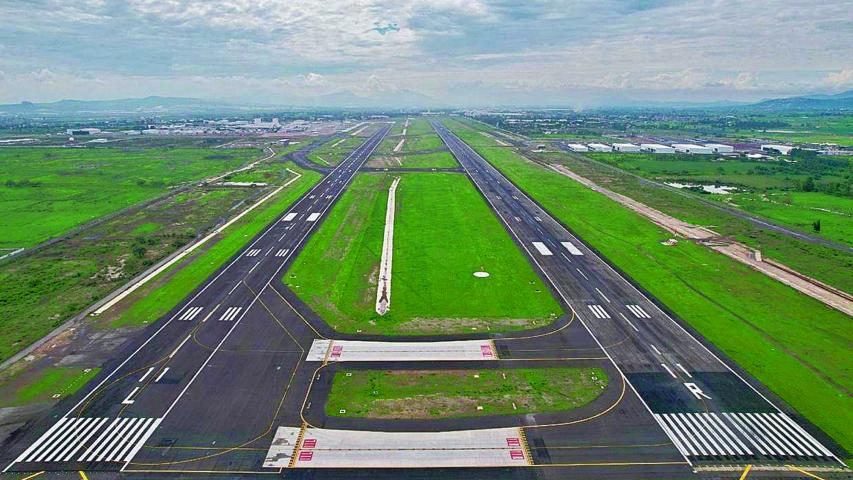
<box><xmin>822</xmin><ymin>68</ymin><xmax>853</xmax><ymax>90</ymax></box>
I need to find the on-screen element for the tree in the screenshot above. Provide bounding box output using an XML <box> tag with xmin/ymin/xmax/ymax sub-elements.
<box><xmin>802</xmin><ymin>176</ymin><xmax>815</xmax><ymax>192</ymax></box>
<box><xmin>812</xmin><ymin>219</ymin><xmax>821</xmax><ymax>232</ymax></box>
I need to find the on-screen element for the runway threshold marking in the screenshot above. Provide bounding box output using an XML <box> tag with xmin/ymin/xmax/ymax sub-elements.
<box><xmin>531</xmin><ymin>242</ymin><xmax>553</xmax><ymax>256</ymax></box>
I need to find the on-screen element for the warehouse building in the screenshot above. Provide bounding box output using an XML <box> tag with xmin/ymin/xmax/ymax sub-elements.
<box><xmin>672</xmin><ymin>143</ymin><xmax>714</xmax><ymax>154</ymax></box>
<box><xmin>613</xmin><ymin>143</ymin><xmax>641</xmax><ymax>152</ymax></box>
<box><xmin>587</xmin><ymin>143</ymin><xmax>612</xmax><ymax>152</ymax></box>
<box><xmin>640</xmin><ymin>143</ymin><xmax>675</xmax><ymax>153</ymax></box>
<box><xmin>761</xmin><ymin>144</ymin><xmax>794</xmax><ymax>155</ymax></box>
<box><xmin>566</xmin><ymin>143</ymin><xmax>589</xmax><ymax>152</ymax></box>
<box><xmin>705</xmin><ymin>143</ymin><xmax>734</xmax><ymax>153</ymax></box>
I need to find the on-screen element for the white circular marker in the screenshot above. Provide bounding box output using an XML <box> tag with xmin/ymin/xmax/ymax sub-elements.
<box><xmin>473</xmin><ymin>271</ymin><xmax>490</xmax><ymax>278</ymax></box>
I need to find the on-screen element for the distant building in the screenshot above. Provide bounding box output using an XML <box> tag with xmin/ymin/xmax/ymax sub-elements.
<box><xmin>613</xmin><ymin>143</ymin><xmax>641</xmax><ymax>152</ymax></box>
<box><xmin>672</xmin><ymin>143</ymin><xmax>714</xmax><ymax>154</ymax></box>
<box><xmin>566</xmin><ymin>143</ymin><xmax>588</xmax><ymax>152</ymax></box>
<box><xmin>705</xmin><ymin>143</ymin><xmax>734</xmax><ymax>153</ymax></box>
<box><xmin>66</xmin><ymin>128</ymin><xmax>101</xmax><ymax>135</ymax></box>
<box><xmin>640</xmin><ymin>143</ymin><xmax>675</xmax><ymax>153</ymax></box>
<box><xmin>587</xmin><ymin>143</ymin><xmax>612</xmax><ymax>152</ymax></box>
<box><xmin>761</xmin><ymin>144</ymin><xmax>794</xmax><ymax>155</ymax></box>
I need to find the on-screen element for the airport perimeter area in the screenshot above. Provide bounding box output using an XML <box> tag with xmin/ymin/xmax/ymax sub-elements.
<box><xmin>0</xmin><ymin>120</ymin><xmax>848</xmax><ymax>480</ymax></box>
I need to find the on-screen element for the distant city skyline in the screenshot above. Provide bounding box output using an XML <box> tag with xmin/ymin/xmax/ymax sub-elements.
<box><xmin>1</xmin><ymin>0</ymin><xmax>851</xmax><ymax>107</ymax></box>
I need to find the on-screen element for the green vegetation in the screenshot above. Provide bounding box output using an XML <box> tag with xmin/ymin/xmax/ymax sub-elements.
<box><xmin>368</xmin><ymin>118</ymin><xmax>459</xmax><ymax>169</ymax></box>
<box><xmin>307</xmin><ymin>137</ymin><xmax>364</xmax><ymax>166</ymax></box>
<box><xmin>287</xmin><ymin>172</ymin><xmax>561</xmax><ymax>334</ymax></box>
<box><xmin>110</xmin><ymin>166</ymin><xmax>322</xmax><ymax>328</ymax></box>
<box><xmin>0</xmin><ymin>187</ymin><xmax>259</xmax><ymax>362</ymax></box>
<box><xmin>0</xmin><ymin>146</ymin><xmax>261</xmax><ymax>248</ymax></box>
<box><xmin>0</xmin><ymin>366</ymin><xmax>101</xmax><ymax>407</ymax></box>
<box><xmin>717</xmin><ymin>191</ymin><xmax>852</xmax><ymax>246</ymax></box>
<box><xmin>326</xmin><ymin>367</ymin><xmax>608</xmax><ymax>418</ymax></box>
<box><xmin>444</xmin><ymin>117</ymin><xmax>853</xmax><ymax>454</ymax></box>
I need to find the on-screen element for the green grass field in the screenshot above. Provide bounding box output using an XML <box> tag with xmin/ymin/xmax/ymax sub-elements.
<box><xmin>286</xmin><ymin>172</ymin><xmax>562</xmax><ymax>334</ymax></box>
<box><xmin>109</xmin><ymin>166</ymin><xmax>322</xmax><ymax>328</ymax></box>
<box><xmin>326</xmin><ymin>367</ymin><xmax>608</xmax><ymax>418</ymax></box>
<box><xmin>307</xmin><ymin>137</ymin><xmax>365</xmax><ymax>166</ymax></box>
<box><xmin>718</xmin><ymin>191</ymin><xmax>852</xmax><ymax>246</ymax></box>
<box><xmin>0</xmin><ymin>146</ymin><xmax>261</xmax><ymax>248</ymax></box>
<box><xmin>0</xmin><ymin>366</ymin><xmax>101</xmax><ymax>407</ymax></box>
<box><xmin>0</xmin><ymin>187</ymin><xmax>260</xmax><ymax>362</ymax></box>
<box><xmin>444</xmin><ymin>118</ymin><xmax>853</xmax><ymax>454</ymax></box>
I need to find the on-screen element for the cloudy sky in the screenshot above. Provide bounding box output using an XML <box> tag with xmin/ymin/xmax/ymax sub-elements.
<box><xmin>0</xmin><ymin>0</ymin><xmax>851</xmax><ymax>106</ymax></box>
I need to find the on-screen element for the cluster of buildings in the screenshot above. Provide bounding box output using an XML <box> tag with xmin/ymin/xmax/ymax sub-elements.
<box><xmin>565</xmin><ymin>142</ymin><xmax>736</xmax><ymax>154</ymax></box>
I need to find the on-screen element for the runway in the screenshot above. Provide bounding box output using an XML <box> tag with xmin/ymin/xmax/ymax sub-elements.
<box><xmin>0</xmin><ymin>119</ymin><xmax>846</xmax><ymax>479</ymax></box>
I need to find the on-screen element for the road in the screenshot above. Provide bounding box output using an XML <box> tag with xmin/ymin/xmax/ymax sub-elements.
<box><xmin>1</xmin><ymin>125</ymin><xmax>391</xmax><ymax>476</ymax></box>
<box><xmin>432</xmin><ymin>121</ymin><xmax>844</xmax><ymax>469</ymax></box>
<box><xmin>0</xmin><ymin>120</ymin><xmax>845</xmax><ymax>479</ymax></box>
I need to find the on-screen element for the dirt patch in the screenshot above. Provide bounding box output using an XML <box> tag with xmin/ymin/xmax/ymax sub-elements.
<box><xmin>397</xmin><ymin>317</ymin><xmax>536</xmax><ymax>333</ymax></box>
<box><xmin>369</xmin><ymin>395</ymin><xmax>480</xmax><ymax>419</ymax></box>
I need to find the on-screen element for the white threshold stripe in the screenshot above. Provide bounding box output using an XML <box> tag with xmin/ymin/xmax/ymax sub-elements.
<box><xmin>83</xmin><ymin>418</ymin><xmax>128</xmax><ymax>461</ymax></box>
<box><xmin>39</xmin><ymin>418</ymin><xmax>88</xmax><ymax>462</ymax></box>
<box><xmin>306</xmin><ymin>212</ymin><xmax>320</xmax><ymax>222</ymax></box>
<box><xmin>531</xmin><ymin>241</ymin><xmax>552</xmax><ymax>255</ymax></box>
<box><xmin>659</xmin><ymin>415</ymin><xmax>697</xmax><ymax>456</ymax></box>
<box><xmin>14</xmin><ymin>418</ymin><xmax>69</xmax><ymax>463</ymax></box>
<box><xmin>708</xmin><ymin>413</ymin><xmax>752</xmax><ymax>456</ymax></box>
<box><xmin>761</xmin><ymin>413</ymin><xmax>809</xmax><ymax>456</ymax></box>
<box><xmin>692</xmin><ymin>413</ymin><xmax>733</xmax><ymax>455</ymax></box>
<box><xmin>777</xmin><ymin>414</ymin><xmax>833</xmax><ymax>457</ymax></box>
<box><xmin>46</xmin><ymin>418</ymin><xmax>93</xmax><ymax>462</ymax></box>
<box><xmin>282</xmin><ymin>212</ymin><xmax>298</xmax><ymax>222</ymax></box>
<box><xmin>669</xmin><ymin>414</ymin><xmax>708</xmax><ymax>456</ymax></box>
<box><xmin>724</xmin><ymin>413</ymin><xmax>771</xmax><ymax>456</ymax></box>
<box><xmin>561</xmin><ymin>241</ymin><xmax>584</xmax><ymax>255</ymax></box>
<box><xmin>60</xmin><ymin>418</ymin><xmax>108</xmax><ymax>462</ymax></box>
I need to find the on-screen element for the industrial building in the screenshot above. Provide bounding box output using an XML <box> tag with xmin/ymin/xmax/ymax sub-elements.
<box><xmin>761</xmin><ymin>144</ymin><xmax>794</xmax><ymax>155</ymax></box>
<box><xmin>566</xmin><ymin>143</ymin><xmax>588</xmax><ymax>152</ymax></box>
<box><xmin>613</xmin><ymin>143</ymin><xmax>641</xmax><ymax>152</ymax></box>
<box><xmin>587</xmin><ymin>143</ymin><xmax>612</xmax><ymax>152</ymax></box>
<box><xmin>640</xmin><ymin>143</ymin><xmax>675</xmax><ymax>153</ymax></box>
<box><xmin>705</xmin><ymin>143</ymin><xmax>734</xmax><ymax>153</ymax></box>
<box><xmin>672</xmin><ymin>143</ymin><xmax>714</xmax><ymax>154</ymax></box>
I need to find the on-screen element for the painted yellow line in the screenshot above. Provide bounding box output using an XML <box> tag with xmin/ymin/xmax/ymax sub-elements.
<box><xmin>739</xmin><ymin>464</ymin><xmax>752</xmax><ymax>480</ymax></box>
<box><xmin>19</xmin><ymin>472</ymin><xmax>45</xmax><ymax>480</ymax></box>
<box><xmin>786</xmin><ymin>465</ymin><xmax>827</xmax><ymax>480</ymax></box>
<box><xmin>79</xmin><ymin>471</ymin><xmax>90</xmax><ymax>480</ymax></box>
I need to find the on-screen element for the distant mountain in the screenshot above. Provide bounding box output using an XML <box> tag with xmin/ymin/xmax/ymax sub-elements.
<box><xmin>743</xmin><ymin>90</ymin><xmax>853</xmax><ymax>111</ymax></box>
<box><xmin>0</xmin><ymin>96</ymin><xmax>262</xmax><ymax>118</ymax></box>
<box><xmin>309</xmin><ymin>89</ymin><xmax>441</xmax><ymax>108</ymax></box>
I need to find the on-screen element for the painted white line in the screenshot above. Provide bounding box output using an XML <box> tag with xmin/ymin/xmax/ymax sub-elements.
<box><xmin>122</xmin><ymin>418</ymin><xmax>162</xmax><ymax>467</ymax></box>
<box><xmin>661</xmin><ymin>363</ymin><xmax>677</xmax><ymax>379</ymax></box>
<box><xmin>37</xmin><ymin>418</ymin><xmax>86</xmax><ymax>462</ymax></box>
<box><xmin>275</xmin><ymin>248</ymin><xmax>289</xmax><ymax>257</ymax></box>
<box><xmin>60</xmin><ymin>418</ymin><xmax>108</xmax><ymax>462</ymax></box>
<box><xmin>707</xmin><ymin>413</ymin><xmax>752</xmax><ymax>456</ymax></box>
<box><xmin>96</xmin><ymin>418</ymin><xmax>138</xmax><ymax>461</ymax></box>
<box><xmin>138</xmin><ymin>367</ymin><xmax>155</xmax><ymax>383</ymax></box>
<box><xmin>121</xmin><ymin>387</ymin><xmax>140</xmax><ymax>405</ymax></box>
<box><xmin>587</xmin><ymin>304</ymin><xmax>610</xmax><ymax>319</ymax></box>
<box><xmin>306</xmin><ymin>212</ymin><xmax>320</xmax><ymax>222</ymax></box>
<box><xmin>113</xmin><ymin>418</ymin><xmax>154</xmax><ymax>463</ymax></box>
<box><xmin>561</xmin><ymin>241</ymin><xmax>583</xmax><ymax>256</ymax></box>
<box><xmin>376</xmin><ymin>177</ymin><xmax>401</xmax><ymax>315</ymax></box>
<box><xmin>675</xmin><ymin>363</ymin><xmax>692</xmax><ymax>378</ymax></box>
<box><xmin>654</xmin><ymin>415</ymin><xmax>691</xmax><ymax>458</ymax></box>
<box><xmin>531</xmin><ymin>242</ymin><xmax>553</xmax><ymax>256</ymax></box>
<box><xmin>669</xmin><ymin>414</ymin><xmax>707</xmax><ymax>456</ymax></box>
<box><xmin>650</xmin><ymin>344</ymin><xmax>661</xmax><ymax>355</ymax></box>
<box><xmin>80</xmin><ymin>418</ymin><xmax>125</xmax><ymax>461</ymax></box>
<box><xmin>575</xmin><ymin>268</ymin><xmax>589</xmax><ymax>280</ymax></box>
<box><xmin>245</xmin><ymin>248</ymin><xmax>261</xmax><ymax>257</ymax></box>
<box><xmin>776</xmin><ymin>413</ymin><xmax>833</xmax><ymax>457</ymax></box>
<box><xmin>12</xmin><ymin>418</ymin><xmax>69</xmax><ymax>464</ymax></box>
<box><xmin>595</xmin><ymin>288</ymin><xmax>611</xmax><ymax>303</ymax></box>
<box><xmin>169</xmin><ymin>335</ymin><xmax>192</xmax><ymax>359</ymax></box>
<box><xmin>691</xmin><ymin>413</ymin><xmax>733</xmax><ymax>456</ymax></box>
<box><xmin>103</xmin><ymin>419</ymin><xmax>146</xmax><ymax>461</ymax></box>
<box><xmin>153</xmin><ymin>367</ymin><xmax>170</xmax><ymax>383</ymax></box>
<box><xmin>618</xmin><ymin>312</ymin><xmax>639</xmax><ymax>332</ymax></box>
<box><xmin>724</xmin><ymin>413</ymin><xmax>771</xmax><ymax>456</ymax></box>
<box><xmin>248</xmin><ymin>262</ymin><xmax>259</xmax><ymax>273</ymax></box>
<box><xmin>677</xmin><ymin>414</ymin><xmax>716</xmax><ymax>455</ymax></box>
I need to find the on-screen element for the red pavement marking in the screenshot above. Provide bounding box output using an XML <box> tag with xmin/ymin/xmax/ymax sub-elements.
<box><xmin>481</xmin><ymin>345</ymin><xmax>493</xmax><ymax>357</ymax></box>
<box><xmin>506</xmin><ymin>438</ymin><xmax>521</xmax><ymax>447</ymax></box>
<box><xmin>302</xmin><ymin>438</ymin><xmax>317</xmax><ymax>449</ymax></box>
<box><xmin>298</xmin><ymin>451</ymin><xmax>314</xmax><ymax>461</ymax></box>
<box><xmin>509</xmin><ymin>450</ymin><xmax>525</xmax><ymax>460</ymax></box>
<box><xmin>331</xmin><ymin>345</ymin><xmax>343</xmax><ymax>358</ymax></box>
